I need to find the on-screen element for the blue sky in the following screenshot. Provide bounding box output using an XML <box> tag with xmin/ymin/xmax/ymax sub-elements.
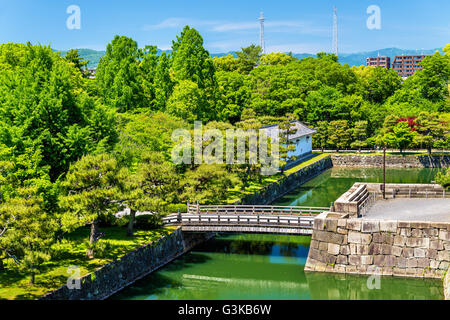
<box><xmin>0</xmin><ymin>0</ymin><xmax>448</xmax><ymax>53</ymax></box>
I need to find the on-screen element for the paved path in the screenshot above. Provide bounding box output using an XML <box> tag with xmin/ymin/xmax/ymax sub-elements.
<box><xmin>364</xmin><ymin>198</ymin><xmax>450</xmax><ymax>222</ymax></box>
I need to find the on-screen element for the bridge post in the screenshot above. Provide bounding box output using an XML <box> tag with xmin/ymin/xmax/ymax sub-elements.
<box><xmin>177</xmin><ymin>209</ymin><xmax>182</xmax><ymax>224</ymax></box>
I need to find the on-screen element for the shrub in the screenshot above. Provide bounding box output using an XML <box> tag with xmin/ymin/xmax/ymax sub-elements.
<box><xmin>135</xmin><ymin>214</ymin><xmax>163</xmax><ymax>230</ymax></box>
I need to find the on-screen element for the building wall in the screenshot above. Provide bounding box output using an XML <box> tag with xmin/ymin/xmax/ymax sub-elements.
<box><xmin>289</xmin><ymin>134</ymin><xmax>313</xmax><ymax>159</ymax></box>
<box><xmin>305</xmin><ymin>212</ymin><xmax>450</xmax><ymax>279</ymax></box>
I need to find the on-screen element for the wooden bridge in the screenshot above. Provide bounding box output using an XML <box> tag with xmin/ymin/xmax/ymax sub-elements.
<box><xmin>162</xmin><ymin>203</ymin><xmax>330</xmax><ymax>235</ymax></box>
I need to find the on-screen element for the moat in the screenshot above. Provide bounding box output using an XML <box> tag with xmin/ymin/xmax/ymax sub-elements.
<box><xmin>112</xmin><ymin>167</ymin><xmax>445</xmax><ymax>300</ymax></box>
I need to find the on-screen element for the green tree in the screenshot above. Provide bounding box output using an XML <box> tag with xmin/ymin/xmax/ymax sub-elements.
<box><xmin>166</xmin><ymin>80</ymin><xmax>207</xmax><ymax>122</ymax></box>
<box><xmin>0</xmin><ymin>186</ymin><xmax>58</xmax><ymax>285</ymax></box>
<box><xmin>96</xmin><ymin>35</ymin><xmax>144</xmax><ymax>112</ymax></box>
<box><xmin>122</xmin><ymin>152</ymin><xmax>178</xmax><ymax>237</ymax></box>
<box><xmin>236</xmin><ymin>44</ymin><xmax>263</xmax><ymax>74</ymax></box>
<box><xmin>154</xmin><ymin>52</ymin><xmax>174</xmax><ymax>110</ymax></box>
<box><xmin>64</xmin><ymin>49</ymin><xmax>89</xmax><ymax>76</ymax></box>
<box><xmin>314</xmin><ymin>121</ymin><xmax>329</xmax><ymax>152</ymax></box>
<box><xmin>379</xmin><ymin>122</ymin><xmax>416</xmax><ymax>153</ymax></box>
<box><xmin>414</xmin><ymin>112</ymin><xmax>448</xmax><ymax>155</ymax></box>
<box><xmin>180</xmin><ymin>164</ymin><xmax>240</xmax><ymax>204</ymax></box>
<box><xmin>436</xmin><ymin>168</ymin><xmax>450</xmax><ymax>190</ymax></box>
<box><xmin>59</xmin><ymin>154</ymin><xmax>125</xmax><ymax>258</ymax></box>
<box><xmin>328</xmin><ymin>120</ymin><xmax>351</xmax><ymax>152</ymax></box>
<box><xmin>351</xmin><ymin>121</ymin><xmax>369</xmax><ymax>151</ymax></box>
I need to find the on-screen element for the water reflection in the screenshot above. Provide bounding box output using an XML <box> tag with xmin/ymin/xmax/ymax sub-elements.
<box><xmin>112</xmin><ymin>233</ymin><xmax>444</xmax><ymax>300</ymax></box>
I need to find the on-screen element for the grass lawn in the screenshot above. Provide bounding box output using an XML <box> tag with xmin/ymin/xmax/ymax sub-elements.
<box><xmin>225</xmin><ymin>153</ymin><xmax>330</xmax><ymax>204</ymax></box>
<box><xmin>0</xmin><ymin>226</ymin><xmax>176</xmax><ymax>300</ymax></box>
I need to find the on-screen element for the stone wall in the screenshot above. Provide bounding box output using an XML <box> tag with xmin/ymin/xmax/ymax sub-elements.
<box><xmin>238</xmin><ymin>156</ymin><xmax>333</xmax><ymax>205</ymax></box>
<box><xmin>445</xmin><ymin>268</ymin><xmax>450</xmax><ymax>300</ymax></box>
<box><xmin>40</xmin><ymin>229</ymin><xmax>214</xmax><ymax>300</ymax></box>
<box><xmin>305</xmin><ymin>212</ymin><xmax>450</xmax><ymax>279</ymax></box>
<box><xmin>331</xmin><ymin>154</ymin><xmax>450</xmax><ymax>168</ymax></box>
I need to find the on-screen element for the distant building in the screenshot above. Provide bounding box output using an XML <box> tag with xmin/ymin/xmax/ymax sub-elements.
<box><xmin>391</xmin><ymin>55</ymin><xmax>430</xmax><ymax>78</ymax></box>
<box><xmin>87</xmin><ymin>68</ymin><xmax>97</xmax><ymax>79</ymax></box>
<box><xmin>260</xmin><ymin>121</ymin><xmax>317</xmax><ymax>163</ymax></box>
<box><xmin>366</xmin><ymin>56</ymin><xmax>391</xmax><ymax>69</ymax></box>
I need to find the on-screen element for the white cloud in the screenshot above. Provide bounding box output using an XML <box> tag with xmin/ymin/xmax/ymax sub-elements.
<box><xmin>143</xmin><ymin>17</ymin><xmax>219</xmax><ymax>31</ymax></box>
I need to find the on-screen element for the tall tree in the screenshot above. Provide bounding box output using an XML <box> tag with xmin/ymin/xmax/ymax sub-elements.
<box><xmin>328</xmin><ymin>120</ymin><xmax>351</xmax><ymax>152</ymax></box>
<box><xmin>64</xmin><ymin>49</ymin><xmax>89</xmax><ymax>76</ymax></box>
<box><xmin>351</xmin><ymin>121</ymin><xmax>369</xmax><ymax>151</ymax></box>
<box><xmin>236</xmin><ymin>44</ymin><xmax>263</xmax><ymax>74</ymax></box>
<box><xmin>59</xmin><ymin>154</ymin><xmax>125</xmax><ymax>258</ymax></box>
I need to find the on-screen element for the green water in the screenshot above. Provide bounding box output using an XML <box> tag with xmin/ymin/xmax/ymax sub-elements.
<box><xmin>112</xmin><ymin>168</ymin><xmax>445</xmax><ymax>300</ymax></box>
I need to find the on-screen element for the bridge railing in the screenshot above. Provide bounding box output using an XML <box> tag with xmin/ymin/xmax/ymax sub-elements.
<box><xmin>187</xmin><ymin>203</ymin><xmax>330</xmax><ymax>216</ymax></box>
<box><xmin>162</xmin><ymin>214</ymin><xmax>316</xmax><ymax>229</ymax></box>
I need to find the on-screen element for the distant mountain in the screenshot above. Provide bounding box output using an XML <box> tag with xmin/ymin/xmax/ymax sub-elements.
<box><xmin>58</xmin><ymin>47</ymin><xmax>443</xmax><ymax>69</ymax></box>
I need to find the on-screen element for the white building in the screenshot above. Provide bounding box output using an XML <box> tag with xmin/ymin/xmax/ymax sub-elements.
<box><xmin>260</xmin><ymin>121</ymin><xmax>317</xmax><ymax>164</ymax></box>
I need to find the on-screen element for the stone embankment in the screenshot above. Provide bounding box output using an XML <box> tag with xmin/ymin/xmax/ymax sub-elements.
<box><xmin>40</xmin><ymin>229</ymin><xmax>214</xmax><ymax>300</ymax></box>
<box><xmin>305</xmin><ymin>212</ymin><xmax>450</xmax><ymax>279</ymax></box>
<box><xmin>331</xmin><ymin>154</ymin><xmax>449</xmax><ymax>168</ymax></box>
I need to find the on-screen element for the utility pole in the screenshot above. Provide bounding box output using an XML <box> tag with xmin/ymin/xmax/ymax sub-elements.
<box><xmin>259</xmin><ymin>11</ymin><xmax>265</xmax><ymax>55</ymax></box>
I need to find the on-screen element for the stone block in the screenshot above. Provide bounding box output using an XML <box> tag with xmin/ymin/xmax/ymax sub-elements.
<box><xmin>324</xmin><ymin>219</ymin><xmax>338</xmax><ymax>232</ymax></box>
<box><xmin>406</xmin><ymin>237</ymin><xmax>430</xmax><ymax>249</ymax></box>
<box><xmin>381</xmin><ymin>244</ymin><xmax>392</xmax><ymax>255</ymax></box>
<box><xmin>402</xmin><ymin>247</ymin><xmax>414</xmax><ymax>258</ymax></box>
<box><xmin>346</xmin><ymin>220</ymin><xmax>361</xmax><ymax>231</ymax></box>
<box><xmin>348</xmin><ymin>255</ymin><xmax>361</xmax><ymax>266</ymax></box>
<box><xmin>328</xmin><ymin>243</ymin><xmax>341</xmax><ymax>256</ymax></box>
<box><xmin>414</xmin><ymin>248</ymin><xmax>426</xmax><ymax>258</ymax></box>
<box><xmin>361</xmin><ymin>255</ymin><xmax>373</xmax><ymax>265</ymax></box>
<box><xmin>361</xmin><ymin>233</ymin><xmax>372</xmax><ymax>245</ymax></box>
<box><xmin>373</xmin><ymin>233</ymin><xmax>384</xmax><ymax>243</ymax></box>
<box><xmin>336</xmin><ymin>255</ymin><xmax>348</xmax><ymax>265</ymax></box>
<box><xmin>399</xmin><ymin>228</ymin><xmax>411</xmax><ymax>237</ymax></box>
<box><xmin>438</xmin><ymin>261</ymin><xmax>449</xmax><ymax>270</ymax></box>
<box><xmin>310</xmin><ymin>240</ymin><xmax>319</xmax><ymax>249</ymax></box>
<box><xmin>407</xmin><ymin>258</ymin><xmax>418</xmax><ymax>268</ymax></box>
<box><xmin>374</xmin><ymin>255</ymin><xmax>385</xmax><ymax>267</ymax></box>
<box><xmin>313</xmin><ymin>218</ymin><xmax>325</xmax><ymax>230</ymax></box>
<box><xmin>439</xmin><ymin>230</ymin><xmax>449</xmax><ymax>241</ymax></box>
<box><xmin>319</xmin><ymin>242</ymin><xmax>328</xmax><ymax>251</ymax></box>
<box><xmin>411</xmin><ymin>229</ymin><xmax>422</xmax><ymax>237</ymax></box>
<box><xmin>426</xmin><ymin>249</ymin><xmax>438</xmax><ymax>259</ymax></box>
<box><xmin>340</xmin><ymin>245</ymin><xmax>350</xmax><ymax>255</ymax></box>
<box><xmin>430</xmin><ymin>260</ymin><xmax>440</xmax><ymax>269</ymax></box>
<box><xmin>416</xmin><ymin>258</ymin><xmax>430</xmax><ymax>268</ymax></box>
<box><xmin>337</xmin><ymin>227</ymin><xmax>348</xmax><ymax>235</ymax></box>
<box><xmin>313</xmin><ymin>230</ymin><xmax>345</xmax><ymax>245</ymax></box>
<box><xmin>437</xmin><ymin>250</ymin><xmax>449</xmax><ymax>262</ymax></box>
<box><xmin>394</xmin><ymin>235</ymin><xmax>406</xmax><ymax>246</ymax></box>
<box><xmin>379</xmin><ymin>220</ymin><xmax>398</xmax><ymax>233</ymax></box>
<box><xmin>362</xmin><ymin>221</ymin><xmax>380</xmax><ymax>233</ymax></box>
<box><xmin>369</xmin><ymin>243</ymin><xmax>381</xmax><ymax>255</ymax></box>
<box><xmin>337</xmin><ymin>219</ymin><xmax>347</xmax><ymax>228</ymax></box>
<box><xmin>385</xmin><ymin>255</ymin><xmax>396</xmax><ymax>267</ymax></box>
<box><xmin>392</xmin><ymin>246</ymin><xmax>403</xmax><ymax>257</ymax></box>
<box><xmin>348</xmin><ymin>231</ymin><xmax>362</xmax><ymax>244</ymax></box>
<box><xmin>430</xmin><ymin>240</ymin><xmax>444</xmax><ymax>250</ymax></box>
<box><xmin>397</xmin><ymin>257</ymin><xmax>407</xmax><ymax>268</ymax></box>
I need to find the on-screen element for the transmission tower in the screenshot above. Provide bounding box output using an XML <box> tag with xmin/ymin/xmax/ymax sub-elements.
<box><xmin>332</xmin><ymin>7</ymin><xmax>338</xmax><ymax>57</ymax></box>
<box><xmin>259</xmin><ymin>11</ymin><xmax>265</xmax><ymax>54</ymax></box>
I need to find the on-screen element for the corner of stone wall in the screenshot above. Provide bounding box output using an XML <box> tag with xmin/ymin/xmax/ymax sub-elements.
<box><xmin>305</xmin><ymin>212</ymin><xmax>450</xmax><ymax>280</ymax></box>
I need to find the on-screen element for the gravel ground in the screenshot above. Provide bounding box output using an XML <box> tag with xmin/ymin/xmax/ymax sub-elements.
<box><xmin>363</xmin><ymin>198</ymin><xmax>450</xmax><ymax>222</ymax></box>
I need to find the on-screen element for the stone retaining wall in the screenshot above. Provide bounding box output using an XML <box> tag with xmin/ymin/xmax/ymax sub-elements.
<box><xmin>305</xmin><ymin>212</ymin><xmax>450</xmax><ymax>279</ymax></box>
<box><xmin>331</xmin><ymin>154</ymin><xmax>449</xmax><ymax>168</ymax></box>
<box><xmin>238</xmin><ymin>156</ymin><xmax>333</xmax><ymax>205</ymax></box>
<box><xmin>40</xmin><ymin>229</ymin><xmax>214</xmax><ymax>300</ymax></box>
